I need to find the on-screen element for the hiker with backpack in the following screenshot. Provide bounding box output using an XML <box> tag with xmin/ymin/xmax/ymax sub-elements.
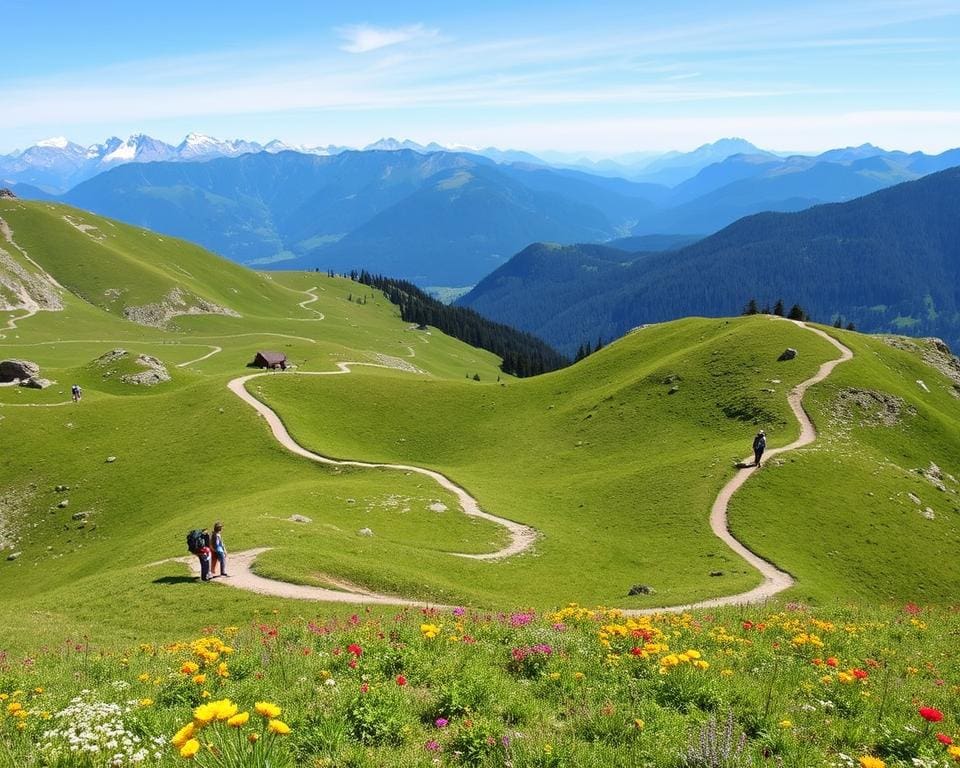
<box><xmin>753</xmin><ymin>430</ymin><xmax>766</xmax><ymax>467</ymax></box>
<box><xmin>210</xmin><ymin>521</ymin><xmax>228</xmax><ymax>577</ymax></box>
<box><xmin>187</xmin><ymin>528</ymin><xmax>212</xmax><ymax>581</ymax></box>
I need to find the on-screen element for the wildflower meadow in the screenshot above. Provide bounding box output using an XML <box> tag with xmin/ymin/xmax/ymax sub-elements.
<box><xmin>1</xmin><ymin>602</ymin><xmax>959</xmax><ymax>767</ymax></box>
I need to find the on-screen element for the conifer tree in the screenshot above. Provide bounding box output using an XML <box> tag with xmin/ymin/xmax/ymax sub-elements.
<box><xmin>774</xmin><ymin>299</ymin><xmax>785</xmax><ymax>317</ymax></box>
<box><xmin>743</xmin><ymin>299</ymin><xmax>759</xmax><ymax>315</ymax></box>
<box><xmin>787</xmin><ymin>304</ymin><xmax>806</xmax><ymax>321</ymax></box>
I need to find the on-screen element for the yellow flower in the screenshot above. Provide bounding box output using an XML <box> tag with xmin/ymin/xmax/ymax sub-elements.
<box><xmin>192</xmin><ymin>674</ymin><xmax>207</xmax><ymax>685</ymax></box>
<box><xmin>139</xmin><ymin>698</ymin><xmax>153</xmax><ymax>707</ymax></box>
<box><xmin>217</xmin><ymin>662</ymin><xmax>229</xmax><ymax>678</ymax></box>
<box><xmin>227</xmin><ymin>712</ymin><xmax>250</xmax><ymax>728</ymax></box>
<box><xmin>181</xmin><ymin>661</ymin><xmax>200</xmax><ymax>675</ymax></box>
<box><xmin>179</xmin><ymin>738</ymin><xmax>201</xmax><ymax>759</ymax></box>
<box><xmin>947</xmin><ymin>746</ymin><xmax>960</xmax><ymax>759</ymax></box>
<box><xmin>693</xmin><ymin>660</ymin><xmax>710</xmax><ymax>670</ymax></box>
<box><xmin>685</xmin><ymin>649</ymin><xmax>702</xmax><ymax>659</ymax></box>
<box><xmin>544</xmin><ymin>744</ymin><xmax>553</xmax><ymax>754</ymax></box>
<box><xmin>210</xmin><ymin>699</ymin><xmax>238</xmax><ymax>720</ymax></box>
<box><xmin>7</xmin><ymin>702</ymin><xmax>23</xmax><ymax>714</ymax></box>
<box><xmin>137</xmin><ymin>673</ymin><xmax>151</xmax><ymax>683</ymax></box>
<box><xmin>633</xmin><ymin>718</ymin><xmax>645</xmax><ymax>730</ymax></box>
<box><xmin>573</xmin><ymin>672</ymin><xmax>585</xmax><ymax>681</ymax></box>
<box><xmin>779</xmin><ymin>719</ymin><xmax>792</xmax><ymax>728</ymax></box>
<box><xmin>548</xmin><ymin>672</ymin><xmax>561</xmax><ymax>681</ymax></box>
<box><xmin>171</xmin><ymin>722</ymin><xmax>196</xmax><ymax>748</ymax></box>
<box><xmin>720</xmin><ymin>669</ymin><xmax>734</xmax><ymax>676</ymax></box>
<box><xmin>268</xmin><ymin>719</ymin><xmax>291</xmax><ymax>735</ymax></box>
<box><xmin>192</xmin><ymin>701</ymin><xmax>218</xmax><ymax>725</ymax></box>
<box><xmin>255</xmin><ymin>701</ymin><xmax>282</xmax><ymax>719</ymax></box>
<box><xmin>858</xmin><ymin>757</ymin><xmax>885</xmax><ymax>768</ymax></box>
<box><xmin>420</xmin><ymin>623</ymin><xmax>441</xmax><ymax>639</ymax></box>
<box><xmin>32</xmin><ymin>687</ymin><xmax>43</xmax><ymax>695</ymax></box>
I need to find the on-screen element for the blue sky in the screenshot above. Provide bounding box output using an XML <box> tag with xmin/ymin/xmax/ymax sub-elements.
<box><xmin>1</xmin><ymin>0</ymin><xmax>958</xmax><ymax>155</ymax></box>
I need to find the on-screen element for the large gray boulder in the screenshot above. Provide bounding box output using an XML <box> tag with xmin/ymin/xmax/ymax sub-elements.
<box><xmin>19</xmin><ymin>376</ymin><xmax>52</xmax><ymax>389</ymax></box>
<box><xmin>0</xmin><ymin>359</ymin><xmax>40</xmax><ymax>382</ymax></box>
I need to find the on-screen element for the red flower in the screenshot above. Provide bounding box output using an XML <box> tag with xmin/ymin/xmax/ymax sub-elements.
<box><xmin>812</xmin><ymin>658</ymin><xmax>824</xmax><ymax>667</ymax></box>
<box><xmin>742</xmin><ymin>621</ymin><xmax>754</xmax><ymax>630</ymax></box>
<box><xmin>396</xmin><ymin>675</ymin><xmax>407</xmax><ymax>686</ymax></box>
<box><xmin>347</xmin><ymin>643</ymin><xmax>363</xmax><ymax>657</ymax></box>
<box><xmin>920</xmin><ymin>707</ymin><xmax>944</xmax><ymax>723</ymax></box>
<box><xmin>852</xmin><ymin>668</ymin><xmax>869</xmax><ymax>680</ymax></box>
<box><xmin>825</xmin><ymin>657</ymin><xmax>839</xmax><ymax>668</ymax></box>
<box><xmin>630</xmin><ymin>647</ymin><xmax>644</xmax><ymax>656</ymax></box>
<box><xmin>360</xmin><ymin>683</ymin><xmax>369</xmax><ymax>693</ymax></box>
<box><xmin>936</xmin><ymin>733</ymin><xmax>953</xmax><ymax>745</ymax></box>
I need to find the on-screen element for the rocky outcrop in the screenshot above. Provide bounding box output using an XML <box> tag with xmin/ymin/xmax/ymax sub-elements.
<box><xmin>93</xmin><ymin>348</ymin><xmax>170</xmax><ymax>386</ymax></box>
<box><xmin>19</xmin><ymin>376</ymin><xmax>52</xmax><ymax>389</ymax></box>
<box><xmin>121</xmin><ymin>354</ymin><xmax>170</xmax><ymax>386</ymax></box>
<box><xmin>778</xmin><ymin>348</ymin><xmax>797</xmax><ymax>361</ymax></box>
<box><xmin>122</xmin><ymin>287</ymin><xmax>239</xmax><ymax>328</ymax></box>
<box><xmin>0</xmin><ymin>189</ymin><xmax>16</xmax><ymax>199</ymax></box>
<box><xmin>0</xmin><ymin>358</ymin><xmax>39</xmax><ymax>382</ymax></box>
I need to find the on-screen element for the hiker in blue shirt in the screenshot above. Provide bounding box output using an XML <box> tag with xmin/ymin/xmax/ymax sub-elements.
<box><xmin>753</xmin><ymin>430</ymin><xmax>766</xmax><ymax>467</ymax></box>
<box><xmin>210</xmin><ymin>521</ymin><xmax>228</xmax><ymax>577</ymax></box>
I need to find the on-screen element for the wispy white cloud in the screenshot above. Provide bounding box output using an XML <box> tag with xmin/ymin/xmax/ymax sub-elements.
<box><xmin>336</xmin><ymin>23</ymin><xmax>438</xmax><ymax>53</ymax></box>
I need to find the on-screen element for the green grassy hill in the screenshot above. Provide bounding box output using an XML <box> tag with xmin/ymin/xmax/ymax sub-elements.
<box><xmin>3</xmin><ymin>198</ymin><xmax>960</xmax><ymax>656</ymax></box>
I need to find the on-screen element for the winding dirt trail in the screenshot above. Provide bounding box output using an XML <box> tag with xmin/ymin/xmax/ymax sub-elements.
<box><xmin>626</xmin><ymin>321</ymin><xmax>853</xmax><ymax>614</ymax></box>
<box><xmin>228</xmin><ymin>363</ymin><xmax>538</xmax><ymax>562</ymax></box>
<box><xmin>192</xmin><ymin>321</ymin><xmax>851</xmax><ymax>610</ymax></box>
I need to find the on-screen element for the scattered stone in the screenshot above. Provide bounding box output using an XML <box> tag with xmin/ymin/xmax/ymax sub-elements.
<box><xmin>121</xmin><ymin>286</ymin><xmax>240</xmax><ymax>329</ymax></box>
<box><xmin>346</xmin><ymin>498</ymin><xmax>356</xmax><ymax>505</ymax></box>
<box><xmin>917</xmin><ymin>462</ymin><xmax>948</xmax><ymax>492</ymax></box>
<box><xmin>668</xmin><ymin>385</ymin><xmax>679</xmax><ymax>395</ymax></box>
<box><xmin>0</xmin><ymin>188</ymin><xmax>16</xmax><ymax>199</ymax></box>
<box><xmin>57</xmin><ymin>499</ymin><xmax>69</xmax><ymax>509</ymax></box>
<box><xmin>121</xmin><ymin>354</ymin><xmax>170</xmax><ymax>386</ymax></box>
<box><xmin>710</xmin><ymin>571</ymin><xmax>725</xmax><ymax>577</ymax></box>
<box><xmin>55</xmin><ymin>485</ymin><xmax>69</xmax><ymax>492</ymax></box>
<box><xmin>916</xmin><ymin>380</ymin><xmax>930</xmax><ymax>393</ymax></box>
<box><xmin>71</xmin><ymin>511</ymin><xmax>87</xmax><ymax>521</ymax></box>
<box><xmin>6</xmin><ymin>551</ymin><xmax>20</xmax><ymax>561</ymax></box>
<box><xmin>834</xmin><ymin>388</ymin><xmax>913</xmax><ymax>427</ymax></box>
<box><xmin>908</xmin><ymin>492</ymin><xmax>922</xmax><ymax>505</ymax></box>
<box><xmin>429</xmin><ymin>502</ymin><xmax>448</xmax><ymax>513</ymax></box>
<box><xmin>777</xmin><ymin>348</ymin><xmax>797</xmax><ymax>361</ymax></box>
<box><xmin>19</xmin><ymin>376</ymin><xmax>53</xmax><ymax>389</ymax></box>
<box><xmin>289</xmin><ymin>514</ymin><xmax>312</xmax><ymax>524</ymax></box>
<box><xmin>923</xmin><ymin>507</ymin><xmax>936</xmax><ymax>520</ymax></box>
<box><xmin>358</xmin><ymin>527</ymin><xmax>373</xmax><ymax>536</ymax></box>
<box><xmin>662</xmin><ymin>373</ymin><xmax>680</xmax><ymax>385</ymax></box>
<box><xmin>0</xmin><ymin>359</ymin><xmax>40</xmax><ymax>383</ymax></box>
<box><xmin>106</xmin><ymin>456</ymin><xmax>117</xmax><ymax>463</ymax></box>
<box><xmin>628</xmin><ymin>584</ymin><xmax>654</xmax><ymax>596</ymax></box>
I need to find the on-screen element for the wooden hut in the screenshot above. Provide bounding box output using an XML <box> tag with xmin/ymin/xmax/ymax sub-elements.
<box><xmin>252</xmin><ymin>351</ymin><xmax>287</xmax><ymax>370</ymax></box>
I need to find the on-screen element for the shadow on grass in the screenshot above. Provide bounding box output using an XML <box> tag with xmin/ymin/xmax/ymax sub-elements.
<box><xmin>152</xmin><ymin>575</ymin><xmax>198</xmax><ymax>585</ymax></box>
<box><xmin>735</xmin><ymin>461</ymin><xmax>756</xmax><ymax>469</ymax></box>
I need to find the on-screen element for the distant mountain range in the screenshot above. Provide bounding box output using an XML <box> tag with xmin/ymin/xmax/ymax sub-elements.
<box><xmin>0</xmin><ymin>133</ymin><xmax>546</xmax><ymax>194</ymax></box>
<box><xmin>457</xmin><ymin>167</ymin><xmax>960</xmax><ymax>354</ymax></box>
<box><xmin>58</xmin><ymin>149</ymin><xmax>660</xmax><ymax>284</ymax></box>
<box><xmin>6</xmin><ymin>134</ymin><xmax>960</xmax><ymax>287</ymax></box>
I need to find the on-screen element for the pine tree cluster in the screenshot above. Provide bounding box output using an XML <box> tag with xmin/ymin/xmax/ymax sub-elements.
<box><xmin>346</xmin><ymin>270</ymin><xmax>570</xmax><ymax>377</ymax></box>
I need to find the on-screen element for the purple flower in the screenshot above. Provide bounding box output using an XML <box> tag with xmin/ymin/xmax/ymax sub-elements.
<box><xmin>435</xmin><ymin>718</ymin><xmax>449</xmax><ymax>729</ymax></box>
<box><xmin>452</xmin><ymin>606</ymin><xmax>466</xmax><ymax>617</ymax></box>
<box><xmin>425</xmin><ymin>740</ymin><xmax>441</xmax><ymax>751</ymax></box>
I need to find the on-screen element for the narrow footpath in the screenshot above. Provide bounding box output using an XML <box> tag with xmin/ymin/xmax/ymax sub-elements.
<box><xmin>190</xmin><ymin>322</ymin><xmax>852</xmax><ymax>611</ymax></box>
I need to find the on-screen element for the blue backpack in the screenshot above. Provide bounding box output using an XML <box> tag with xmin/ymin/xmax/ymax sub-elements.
<box><xmin>186</xmin><ymin>529</ymin><xmax>208</xmax><ymax>554</ymax></box>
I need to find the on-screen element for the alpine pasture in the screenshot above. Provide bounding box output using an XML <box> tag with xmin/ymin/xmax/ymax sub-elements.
<box><xmin>2</xmin><ymin>198</ymin><xmax>960</xmax><ymax>767</ymax></box>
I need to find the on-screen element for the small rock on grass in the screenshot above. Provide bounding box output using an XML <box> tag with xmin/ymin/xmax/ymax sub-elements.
<box><xmin>628</xmin><ymin>584</ymin><xmax>654</xmax><ymax>596</ymax></box>
<box><xmin>289</xmin><ymin>515</ymin><xmax>312</xmax><ymax>524</ymax></box>
<box><xmin>106</xmin><ymin>456</ymin><xmax>117</xmax><ymax>463</ymax></box>
<box><xmin>57</xmin><ymin>499</ymin><xmax>69</xmax><ymax>508</ymax></box>
<box><xmin>6</xmin><ymin>552</ymin><xmax>21</xmax><ymax>561</ymax></box>
<box><xmin>358</xmin><ymin>527</ymin><xmax>373</xmax><ymax>536</ymax></box>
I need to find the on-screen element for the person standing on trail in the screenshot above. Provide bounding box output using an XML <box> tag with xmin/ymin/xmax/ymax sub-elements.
<box><xmin>71</xmin><ymin>384</ymin><xmax>80</xmax><ymax>402</ymax></box>
<box><xmin>753</xmin><ymin>430</ymin><xmax>766</xmax><ymax>467</ymax></box>
<box><xmin>210</xmin><ymin>521</ymin><xmax>228</xmax><ymax>577</ymax></box>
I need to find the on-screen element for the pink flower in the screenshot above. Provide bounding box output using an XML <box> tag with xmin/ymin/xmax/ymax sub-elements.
<box><xmin>425</xmin><ymin>740</ymin><xmax>440</xmax><ymax>751</ymax></box>
<box><xmin>435</xmin><ymin>718</ymin><xmax>448</xmax><ymax>729</ymax></box>
<box><xmin>396</xmin><ymin>675</ymin><xmax>407</xmax><ymax>686</ymax></box>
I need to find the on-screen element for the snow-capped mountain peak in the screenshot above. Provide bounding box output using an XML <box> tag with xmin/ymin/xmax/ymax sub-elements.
<box><xmin>36</xmin><ymin>136</ymin><xmax>71</xmax><ymax>149</ymax></box>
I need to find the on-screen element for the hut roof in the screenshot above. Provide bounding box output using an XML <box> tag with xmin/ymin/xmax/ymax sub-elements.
<box><xmin>256</xmin><ymin>351</ymin><xmax>287</xmax><ymax>365</ymax></box>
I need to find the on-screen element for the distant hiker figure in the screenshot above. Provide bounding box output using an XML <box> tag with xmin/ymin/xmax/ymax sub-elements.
<box><xmin>210</xmin><ymin>521</ymin><xmax>228</xmax><ymax>577</ymax></box>
<box><xmin>753</xmin><ymin>430</ymin><xmax>766</xmax><ymax>467</ymax></box>
<box><xmin>187</xmin><ymin>528</ymin><xmax>212</xmax><ymax>581</ymax></box>
<box><xmin>71</xmin><ymin>384</ymin><xmax>82</xmax><ymax>402</ymax></box>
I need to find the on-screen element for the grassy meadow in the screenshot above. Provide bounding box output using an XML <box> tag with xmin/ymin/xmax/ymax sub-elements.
<box><xmin>3</xmin><ymin>198</ymin><xmax>960</xmax><ymax>765</ymax></box>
